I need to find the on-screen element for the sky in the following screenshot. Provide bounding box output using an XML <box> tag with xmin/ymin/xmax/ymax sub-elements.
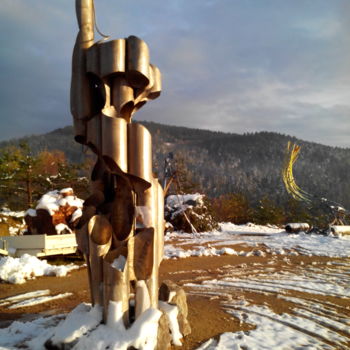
<box><xmin>0</xmin><ymin>0</ymin><xmax>350</xmax><ymax>147</ymax></box>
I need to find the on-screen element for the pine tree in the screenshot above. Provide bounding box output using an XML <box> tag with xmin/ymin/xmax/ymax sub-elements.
<box><xmin>212</xmin><ymin>193</ymin><xmax>252</xmax><ymax>224</ymax></box>
<box><xmin>0</xmin><ymin>144</ymin><xmax>89</xmax><ymax>210</ymax></box>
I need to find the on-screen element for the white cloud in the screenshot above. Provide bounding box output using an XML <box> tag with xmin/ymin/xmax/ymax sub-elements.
<box><xmin>293</xmin><ymin>18</ymin><xmax>341</xmax><ymax>39</ymax></box>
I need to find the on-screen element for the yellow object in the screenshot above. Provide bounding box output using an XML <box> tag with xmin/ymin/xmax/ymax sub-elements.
<box><xmin>282</xmin><ymin>142</ymin><xmax>312</xmax><ymax>203</ymax></box>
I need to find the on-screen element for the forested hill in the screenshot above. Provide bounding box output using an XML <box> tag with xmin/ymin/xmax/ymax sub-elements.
<box><xmin>1</xmin><ymin>122</ymin><xmax>350</xmax><ymax>208</ymax></box>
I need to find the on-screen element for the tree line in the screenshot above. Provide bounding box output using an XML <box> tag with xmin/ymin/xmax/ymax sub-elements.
<box><xmin>1</xmin><ymin>122</ymin><xmax>349</xmax><ymax>227</ymax></box>
<box><xmin>0</xmin><ymin>143</ymin><xmax>90</xmax><ymax>210</ymax></box>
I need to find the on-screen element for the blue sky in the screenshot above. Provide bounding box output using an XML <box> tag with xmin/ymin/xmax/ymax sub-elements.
<box><xmin>1</xmin><ymin>0</ymin><xmax>349</xmax><ymax>147</ymax></box>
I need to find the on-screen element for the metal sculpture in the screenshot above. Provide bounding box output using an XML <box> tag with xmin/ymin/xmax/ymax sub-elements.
<box><xmin>282</xmin><ymin>142</ymin><xmax>312</xmax><ymax>203</ymax></box>
<box><xmin>71</xmin><ymin>0</ymin><xmax>164</xmax><ymax>326</ymax></box>
<box><xmin>282</xmin><ymin>142</ymin><xmax>350</xmax><ymax>235</ymax></box>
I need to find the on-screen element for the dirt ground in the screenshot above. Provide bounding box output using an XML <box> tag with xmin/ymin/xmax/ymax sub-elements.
<box><xmin>0</xmin><ymin>243</ymin><xmax>349</xmax><ymax>349</ymax></box>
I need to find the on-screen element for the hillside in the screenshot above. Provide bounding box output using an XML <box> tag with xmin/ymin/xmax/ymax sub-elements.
<box><xmin>1</xmin><ymin>122</ymin><xmax>350</xmax><ymax>208</ymax></box>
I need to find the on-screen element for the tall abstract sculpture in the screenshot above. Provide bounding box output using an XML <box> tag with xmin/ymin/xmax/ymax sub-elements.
<box><xmin>71</xmin><ymin>0</ymin><xmax>164</xmax><ymax>326</ymax></box>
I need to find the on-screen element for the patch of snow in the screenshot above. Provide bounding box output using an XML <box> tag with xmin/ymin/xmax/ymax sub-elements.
<box><xmin>0</xmin><ymin>290</ymin><xmax>50</xmax><ymax>307</ymax></box>
<box><xmin>0</xmin><ymin>303</ymin><xmax>163</xmax><ymax>350</ymax></box>
<box><xmin>0</xmin><ymin>314</ymin><xmax>63</xmax><ymax>349</ymax></box>
<box><xmin>107</xmin><ymin>301</ymin><xmax>126</xmax><ymax>331</ymax></box>
<box><xmin>55</xmin><ymin>223</ymin><xmax>73</xmax><ymax>234</ymax></box>
<box><xmin>9</xmin><ymin>227</ymin><xmax>19</xmax><ymax>235</ymax></box>
<box><xmin>70</xmin><ymin>208</ymin><xmax>82</xmax><ymax>223</ymax></box>
<box><xmin>73</xmin><ymin>305</ymin><xmax>162</xmax><ymax>350</ymax></box>
<box><xmin>36</xmin><ymin>190</ymin><xmax>60</xmax><ymax>215</ymax></box>
<box><xmin>25</xmin><ymin>208</ymin><xmax>37</xmax><ymax>217</ymax></box>
<box><xmin>166</xmin><ymin>193</ymin><xmax>204</xmax><ymax>208</ymax></box>
<box><xmin>217</xmin><ymin>247</ymin><xmax>238</xmax><ymax>256</ymax></box>
<box><xmin>164</xmin><ymin>245</ymin><xmax>238</xmax><ymax>259</ymax></box>
<box><xmin>35</xmin><ymin>190</ymin><xmax>84</xmax><ymax>216</ymax></box>
<box><xmin>187</xmin><ymin>269</ymin><xmax>350</xmax><ymax>298</ymax></box>
<box><xmin>0</xmin><ymin>254</ymin><xmax>80</xmax><ymax>284</ymax></box>
<box><xmin>50</xmin><ymin>303</ymin><xmax>102</xmax><ymax>345</ymax></box>
<box><xmin>197</xmin><ymin>301</ymin><xmax>350</xmax><ymax>349</ymax></box>
<box><xmin>58</xmin><ymin>195</ymin><xmax>84</xmax><ymax>209</ymax></box>
<box><xmin>8</xmin><ymin>293</ymin><xmax>73</xmax><ymax>309</ymax></box>
<box><xmin>0</xmin><ymin>208</ymin><xmax>25</xmax><ymax>218</ymax></box>
<box><xmin>159</xmin><ymin>301</ymin><xmax>182</xmax><ymax>346</ymax></box>
<box><xmin>111</xmin><ymin>255</ymin><xmax>127</xmax><ymax>272</ymax></box>
<box><xmin>60</xmin><ymin>188</ymin><xmax>73</xmax><ymax>194</ymax></box>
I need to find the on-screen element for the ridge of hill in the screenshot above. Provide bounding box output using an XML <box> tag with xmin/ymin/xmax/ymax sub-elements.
<box><xmin>1</xmin><ymin>122</ymin><xmax>350</xmax><ymax>207</ymax></box>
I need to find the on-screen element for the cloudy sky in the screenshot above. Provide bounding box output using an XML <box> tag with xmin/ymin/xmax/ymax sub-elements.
<box><xmin>1</xmin><ymin>0</ymin><xmax>349</xmax><ymax>147</ymax></box>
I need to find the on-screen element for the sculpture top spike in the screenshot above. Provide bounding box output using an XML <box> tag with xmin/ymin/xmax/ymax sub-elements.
<box><xmin>75</xmin><ymin>0</ymin><xmax>94</xmax><ymax>45</ymax></box>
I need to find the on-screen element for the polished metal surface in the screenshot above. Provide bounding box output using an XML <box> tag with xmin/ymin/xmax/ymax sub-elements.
<box><xmin>103</xmin><ymin>247</ymin><xmax>129</xmax><ymax>325</ymax></box>
<box><xmin>88</xmin><ymin>215</ymin><xmax>112</xmax><ymax>306</ymax></box>
<box><xmin>127</xmin><ymin>122</ymin><xmax>153</xmax><ymax>193</ymax></box>
<box><xmin>101</xmin><ymin>114</ymin><xmax>128</xmax><ymax>174</ymax></box>
<box><xmin>126</xmin><ymin>35</ymin><xmax>150</xmax><ymax>89</ymax></box>
<box><xmin>71</xmin><ymin>0</ymin><xmax>95</xmax><ymax>142</ymax></box>
<box><xmin>71</xmin><ymin>0</ymin><xmax>165</xmax><ymax>328</ymax></box>
<box><xmin>111</xmin><ymin>76</ymin><xmax>134</xmax><ymax>122</ymax></box>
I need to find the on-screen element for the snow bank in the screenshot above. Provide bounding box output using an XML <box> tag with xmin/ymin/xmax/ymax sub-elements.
<box><xmin>0</xmin><ymin>254</ymin><xmax>80</xmax><ymax>284</ymax></box>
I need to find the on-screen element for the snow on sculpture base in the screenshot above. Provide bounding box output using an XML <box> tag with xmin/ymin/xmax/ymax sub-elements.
<box><xmin>44</xmin><ymin>297</ymin><xmax>187</xmax><ymax>350</ymax></box>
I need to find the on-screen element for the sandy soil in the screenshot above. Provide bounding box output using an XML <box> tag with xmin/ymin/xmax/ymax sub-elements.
<box><xmin>0</xmin><ymin>243</ymin><xmax>349</xmax><ymax>349</ymax></box>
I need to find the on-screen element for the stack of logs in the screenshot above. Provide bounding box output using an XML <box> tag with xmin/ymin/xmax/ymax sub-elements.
<box><xmin>24</xmin><ymin>188</ymin><xmax>83</xmax><ymax>235</ymax></box>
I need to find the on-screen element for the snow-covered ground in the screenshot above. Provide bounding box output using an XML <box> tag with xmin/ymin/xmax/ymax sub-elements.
<box><xmin>0</xmin><ymin>223</ymin><xmax>349</xmax><ymax>349</ymax></box>
<box><xmin>164</xmin><ymin>223</ymin><xmax>350</xmax><ymax>350</ymax></box>
<box><xmin>186</xmin><ymin>258</ymin><xmax>350</xmax><ymax>348</ymax></box>
<box><xmin>165</xmin><ymin>222</ymin><xmax>350</xmax><ymax>258</ymax></box>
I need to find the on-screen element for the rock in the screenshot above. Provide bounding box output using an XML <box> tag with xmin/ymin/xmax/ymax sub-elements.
<box><xmin>156</xmin><ymin>312</ymin><xmax>172</xmax><ymax>350</ymax></box>
<box><xmin>159</xmin><ymin>280</ymin><xmax>191</xmax><ymax>337</ymax></box>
